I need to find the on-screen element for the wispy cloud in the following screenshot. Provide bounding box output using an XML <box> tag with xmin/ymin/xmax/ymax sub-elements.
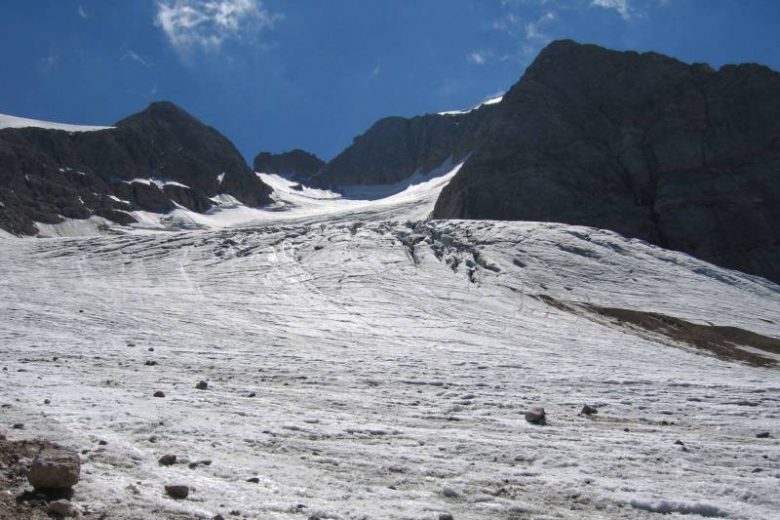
<box><xmin>591</xmin><ymin>0</ymin><xmax>632</xmax><ymax>20</ymax></box>
<box><xmin>154</xmin><ymin>0</ymin><xmax>281</xmax><ymax>53</ymax></box>
<box><xmin>37</xmin><ymin>53</ymin><xmax>58</xmax><ymax>75</ymax></box>
<box><xmin>77</xmin><ymin>4</ymin><xmax>88</xmax><ymax>19</ymax></box>
<box><xmin>122</xmin><ymin>50</ymin><xmax>152</xmax><ymax>68</ymax></box>
<box><xmin>468</xmin><ymin>52</ymin><xmax>487</xmax><ymax>65</ymax></box>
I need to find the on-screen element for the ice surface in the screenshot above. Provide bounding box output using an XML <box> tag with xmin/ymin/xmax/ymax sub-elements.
<box><xmin>1</xmin><ymin>212</ymin><xmax>778</xmax><ymax>518</ymax></box>
<box><xmin>0</xmin><ymin>112</ymin><xmax>113</xmax><ymax>132</ymax></box>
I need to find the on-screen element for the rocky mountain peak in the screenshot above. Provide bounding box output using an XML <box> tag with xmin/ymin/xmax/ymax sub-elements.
<box><xmin>253</xmin><ymin>149</ymin><xmax>325</xmax><ymax>180</ymax></box>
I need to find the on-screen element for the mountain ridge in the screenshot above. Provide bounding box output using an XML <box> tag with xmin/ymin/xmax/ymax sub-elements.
<box><xmin>0</xmin><ymin>101</ymin><xmax>273</xmax><ymax>235</ymax></box>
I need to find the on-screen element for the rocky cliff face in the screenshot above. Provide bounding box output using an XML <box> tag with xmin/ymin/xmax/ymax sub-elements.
<box><xmin>432</xmin><ymin>40</ymin><xmax>780</xmax><ymax>284</ymax></box>
<box><xmin>311</xmin><ymin>102</ymin><xmax>498</xmax><ymax>187</ymax></box>
<box><xmin>253</xmin><ymin>149</ymin><xmax>324</xmax><ymax>180</ymax></box>
<box><xmin>0</xmin><ymin>101</ymin><xmax>272</xmax><ymax>235</ymax></box>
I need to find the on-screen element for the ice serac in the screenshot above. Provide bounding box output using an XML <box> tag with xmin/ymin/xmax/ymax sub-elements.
<box><xmin>433</xmin><ymin>40</ymin><xmax>780</xmax><ymax>284</ymax></box>
<box><xmin>0</xmin><ymin>101</ymin><xmax>272</xmax><ymax>235</ymax></box>
<box><xmin>312</xmin><ymin>102</ymin><xmax>498</xmax><ymax>187</ymax></box>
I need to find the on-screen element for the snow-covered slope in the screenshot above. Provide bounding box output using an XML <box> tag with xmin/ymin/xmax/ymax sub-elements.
<box><xmin>0</xmin><ymin>112</ymin><xmax>113</xmax><ymax>132</ymax></box>
<box><xmin>439</xmin><ymin>94</ymin><xmax>503</xmax><ymax>116</ymax></box>
<box><xmin>1</xmin><ymin>210</ymin><xmax>778</xmax><ymax>518</ymax></box>
<box><xmin>35</xmin><ymin>160</ymin><xmax>464</xmax><ymax>236</ymax></box>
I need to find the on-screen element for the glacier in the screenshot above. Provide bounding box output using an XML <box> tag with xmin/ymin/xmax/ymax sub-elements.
<box><xmin>1</xmin><ymin>162</ymin><xmax>779</xmax><ymax>520</ymax></box>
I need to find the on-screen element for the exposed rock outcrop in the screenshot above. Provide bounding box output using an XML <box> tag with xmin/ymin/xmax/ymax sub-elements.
<box><xmin>311</xmin><ymin>102</ymin><xmax>498</xmax><ymax>187</ymax></box>
<box><xmin>0</xmin><ymin>101</ymin><xmax>272</xmax><ymax>235</ymax></box>
<box><xmin>253</xmin><ymin>149</ymin><xmax>324</xmax><ymax>180</ymax></box>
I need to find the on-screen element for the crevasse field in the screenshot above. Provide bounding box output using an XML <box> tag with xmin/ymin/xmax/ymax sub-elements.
<box><xmin>1</xmin><ymin>166</ymin><xmax>779</xmax><ymax>520</ymax></box>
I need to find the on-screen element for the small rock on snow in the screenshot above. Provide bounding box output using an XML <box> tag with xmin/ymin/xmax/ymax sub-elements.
<box><xmin>47</xmin><ymin>499</ymin><xmax>81</xmax><ymax>517</ymax></box>
<box><xmin>580</xmin><ymin>404</ymin><xmax>597</xmax><ymax>416</ymax></box>
<box><xmin>525</xmin><ymin>407</ymin><xmax>546</xmax><ymax>425</ymax></box>
<box><xmin>153</xmin><ymin>391</ymin><xmax>165</xmax><ymax>398</ymax></box>
<box><xmin>164</xmin><ymin>484</ymin><xmax>189</xmax><ymax>499</ymax></box>
<box><xmin>158</xmin><ymin>454</ymin><xmax>177</xmax><ymax>466</ymax></box>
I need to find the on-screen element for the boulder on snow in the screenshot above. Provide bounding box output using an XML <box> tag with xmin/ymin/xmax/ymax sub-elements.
<box><xmin>195</xmin><ymin>380</ymin><xmax>208</xmax><ymax>390</ymax></box>
<box><xmin>27</xmin><ymin>447</ymin><xmax>80</xmax><ymax>491</ymax></box>
<box><xmin>756</xmin><ymin>432</ymin><xmax>771</xmax><ymax>438</ymax></box>
<box><xmin>580</xmin><ymin>405</ymin><xmax>598</xmax><ymax>416</ymax></box>
<box><xmin>158</xmin><ymin>454</ymin><xmax>177</xmax><ymax>466</ymax></box>
<box><xmin>165</xmin><ymin>484</ymin><xmax>189</xmax><ymax>499</ymax></box>
<box><xmin>525</xmin><ymin>407</ymin><xmax>546</xmax><ymax>425</ymax></box>
<box><xmin>153</xmin><ymin>391</ymin><xmax>165</xmax><ymax>398</ymax></box>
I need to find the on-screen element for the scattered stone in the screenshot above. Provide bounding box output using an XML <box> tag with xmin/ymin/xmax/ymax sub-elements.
<box><xmin>246</xmin><ymin>477</ymin><xmax>260</xmax><ymax>483</ymax></box>
<box><xmin>580</xmin><ymin>405</ymin><xmax>597</xmax><ymax>416</ymax></box>
<box><xmin>148</xmin><ymin>347</ymin><xmax>154</xmax><ymax>352</ymax></box>
<box><xmin>164</xmin><ymin>485</ymin><xmax>189</xmax><ymax>499</ymax></box>
<box><xmin>148</xmin><ymin>436</ymin><xmax>158</xmax><ymax>443</ymax></box>
<box><xmin>12</xmin><ymin>423</ymin><xmax>24</xmax><ymax>430</ymax></box>
<box><xmin>674</xmin><ymin>440</ymin><xmax>685</xmax><ymax>446</ymax></box>
<box><xmin>158</xmin><ymin>454</ymin><xmax>177</xmax><ymax>466</ymax></box>
<box><xmin>153</xmin><ymin>391</ymin><xmax>165</xmax><ymax>398</ymax></box>
<box><xmin>47</xmin><ymin>499</ymin><xmax>81</xmax><ymax>517</ymax></box>
<box><xmin>28</xmin><ymin>447</ymin><xmax>81</xmax><ymax>491</ymax></box>
<box><xmin>247</xmin><ymin>392</ymin><xmax>256</xmax><ymax>398</ymax></box>
<box><xmin>756</xmin><ymin>432</ymin><xmax>771</xmax><ymax>438</ymax></box>
<box><xmin>213</xmin><ymin>516</ymin><xmax>225</xmax><ymax>520</ymax></box>
<box><xmin>439</xmin><ymin>514</ymin><xmax>454</xmax><ymax>520</ymax></box>
<box><xmin>44</xmin><ymin>399</ymin><xmax>51</xmax><ymax>405</ymax></box>
<box><xmin>524</xmin><ymin>407</ymin><xmax>546</xmax><ymax>425</ymax></box>
<box><xmin>98</xmin><ymin>440</ymin><xmax>108</xmax><ymax>446</ymax></box>
<box><xmin>144</xmin><ymin>360</ymin><xmax>157</xmax><ymax>366</ymax></box>
<box><xmin>441</xmin><ymin>486</ymin><xmax>459</xmax><ymax>498</ymax></box>
<box><xmin>196</xmin><ymin>381</ymin><xmax>208</xmax><ymax>390</ymax></box>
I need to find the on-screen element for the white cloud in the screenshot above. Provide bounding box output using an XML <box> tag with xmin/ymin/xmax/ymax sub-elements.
<box><xmin>122</xmin><ymin>50</ymin><xmax>152</xmax><ymax>68</ymax></box>
<box><xmin>591</xmin><ymin>0</ymin><xmax>632</xmax><ymax>20</ymax></box>
<box><xmin>468</xmin><ymin>52</ymin><xmax>487</xmax><ymax>65</ymax></box>
<box><xmin>78</xmin><ymin>4</ymin><xmax>88</xmax><ymax>19</ymax></box>
<box><xmin>525</xmin><ymin>11</ymin><xmax>555</xmax><ymax>41</ymax></box>
<box><xmin>154</xmin><ymin>0</ymin><xmax>281</xmax><ymax>52</ymax></box>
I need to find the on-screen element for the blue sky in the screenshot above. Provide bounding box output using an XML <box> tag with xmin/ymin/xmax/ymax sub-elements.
<box><xmin>1</xmin><ymin>0</ymin><xmax>779</xmax><ymax>162</ymax></box>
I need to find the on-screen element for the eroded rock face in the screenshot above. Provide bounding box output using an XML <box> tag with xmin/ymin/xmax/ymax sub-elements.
<box><xmin>312</xmin><ymin>103</ymin><xmax>498</xmax><ymax>187</ymax></box>
<box><xmin>434</xmin><ymin>40</ymin><xmax>780</xmax><ymax>283</ymax></box>
<box><xmin>253</xmin><ymin>149</ymin><xmax>324</xmax><ymax>180</ymax></box>
<box><xmin>27</xmin><ymin>448</ymin><xmax>80</xmax><ymax>491</ymax></box>
<box><xmin>0</xmin><ymin>101</ymin><xmax>272</xmax><ymax>235</ymax></box>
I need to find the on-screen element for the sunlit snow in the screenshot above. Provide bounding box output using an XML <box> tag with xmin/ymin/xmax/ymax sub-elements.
<box><xmin>0</xmin><ymin>112</ymin><xmax>113</xmax><ymax>132</ymax></box>
<box><xmin>2</xmin><ymin>157</ymin><xmax>779</xmax><ymax>519</ymax></box>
